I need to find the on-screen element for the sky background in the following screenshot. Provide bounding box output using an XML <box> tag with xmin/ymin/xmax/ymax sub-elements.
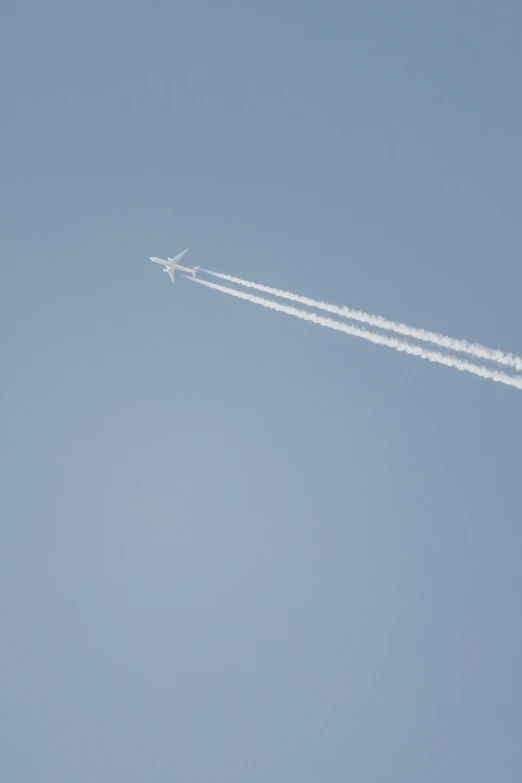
<box><xmin>2</xmin><ymin>1</ymin><xmax>522</xmax><ymax>780</ymax></box>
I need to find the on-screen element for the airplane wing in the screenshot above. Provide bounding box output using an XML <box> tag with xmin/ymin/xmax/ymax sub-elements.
<box><xmin>168</xmin><ymin>248</ymin><xmax>188</xmax><ymax>264</ymax></box>
<box><xmin>167</xmin><ymin>268</ymin><xmax>175</xmax><ymax>283</ymax></box>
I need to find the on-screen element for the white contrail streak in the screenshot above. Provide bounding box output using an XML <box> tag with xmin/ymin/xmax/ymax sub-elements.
<box><xmin>200</xmin><ymin>270</ymin><xmax>522</xmax><ymax>372</ymax></box>
<box><xmin>188</xmin><ymin>277</ymin><xmax>522</xmax><ymax>391</ymax></box>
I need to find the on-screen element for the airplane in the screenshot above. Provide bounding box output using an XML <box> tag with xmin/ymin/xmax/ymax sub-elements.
<box><xmin>150</xmin><ymin>249</ymin><xmax>200</xmax><ymax>283</ymax></box>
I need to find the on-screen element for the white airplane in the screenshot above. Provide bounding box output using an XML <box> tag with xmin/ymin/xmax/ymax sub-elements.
<box><xmin>150</xmin><ymin>249</ymin><xmax>200</xmax><ymax>283</ymax></box>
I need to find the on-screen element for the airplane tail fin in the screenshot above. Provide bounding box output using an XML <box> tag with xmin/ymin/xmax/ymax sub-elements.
<box><xmin>192</xmin><ymin>266</ymin><xmax>200</xmax><ymax>277</ymax></box>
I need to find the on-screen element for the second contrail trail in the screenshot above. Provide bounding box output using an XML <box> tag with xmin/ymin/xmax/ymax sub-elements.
<box><xmin>188</xmin><ymin>277</ymin><xmax>522</xmax><ymax>391</ymax></box>
<box><xmin>200</xmin><ymin>270</ymin><xmax>522</xmax><ymax>372</ymax></box>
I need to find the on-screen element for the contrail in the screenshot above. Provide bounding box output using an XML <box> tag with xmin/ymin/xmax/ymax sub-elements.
<box><xmin>200</xmin><ymin>270</ymin><xmax>522</xmax><ymax>372</ymax></box>
<box><xmin>188</xmin><ymin>277</ymin><xmax>522</xmax><ymax>391</ymax></box>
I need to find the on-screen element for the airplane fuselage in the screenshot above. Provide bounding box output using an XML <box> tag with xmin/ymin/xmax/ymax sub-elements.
<box><xmin>163</xmin><ymin>263</ymin><xmax>194</xmax><ymax>275</ymax></box>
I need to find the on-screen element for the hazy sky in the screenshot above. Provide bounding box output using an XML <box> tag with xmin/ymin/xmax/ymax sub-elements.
<box><xmin>2</xmin><ymin>2</ymin><xmax>522</xmax><ymax>781</ymax></box>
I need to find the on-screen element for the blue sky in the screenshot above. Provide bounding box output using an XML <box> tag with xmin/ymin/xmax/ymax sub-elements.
<box><xmin>2</xmin><ymin>2</ymin><xmax>522</xmax><ymax>780</ymax></box>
